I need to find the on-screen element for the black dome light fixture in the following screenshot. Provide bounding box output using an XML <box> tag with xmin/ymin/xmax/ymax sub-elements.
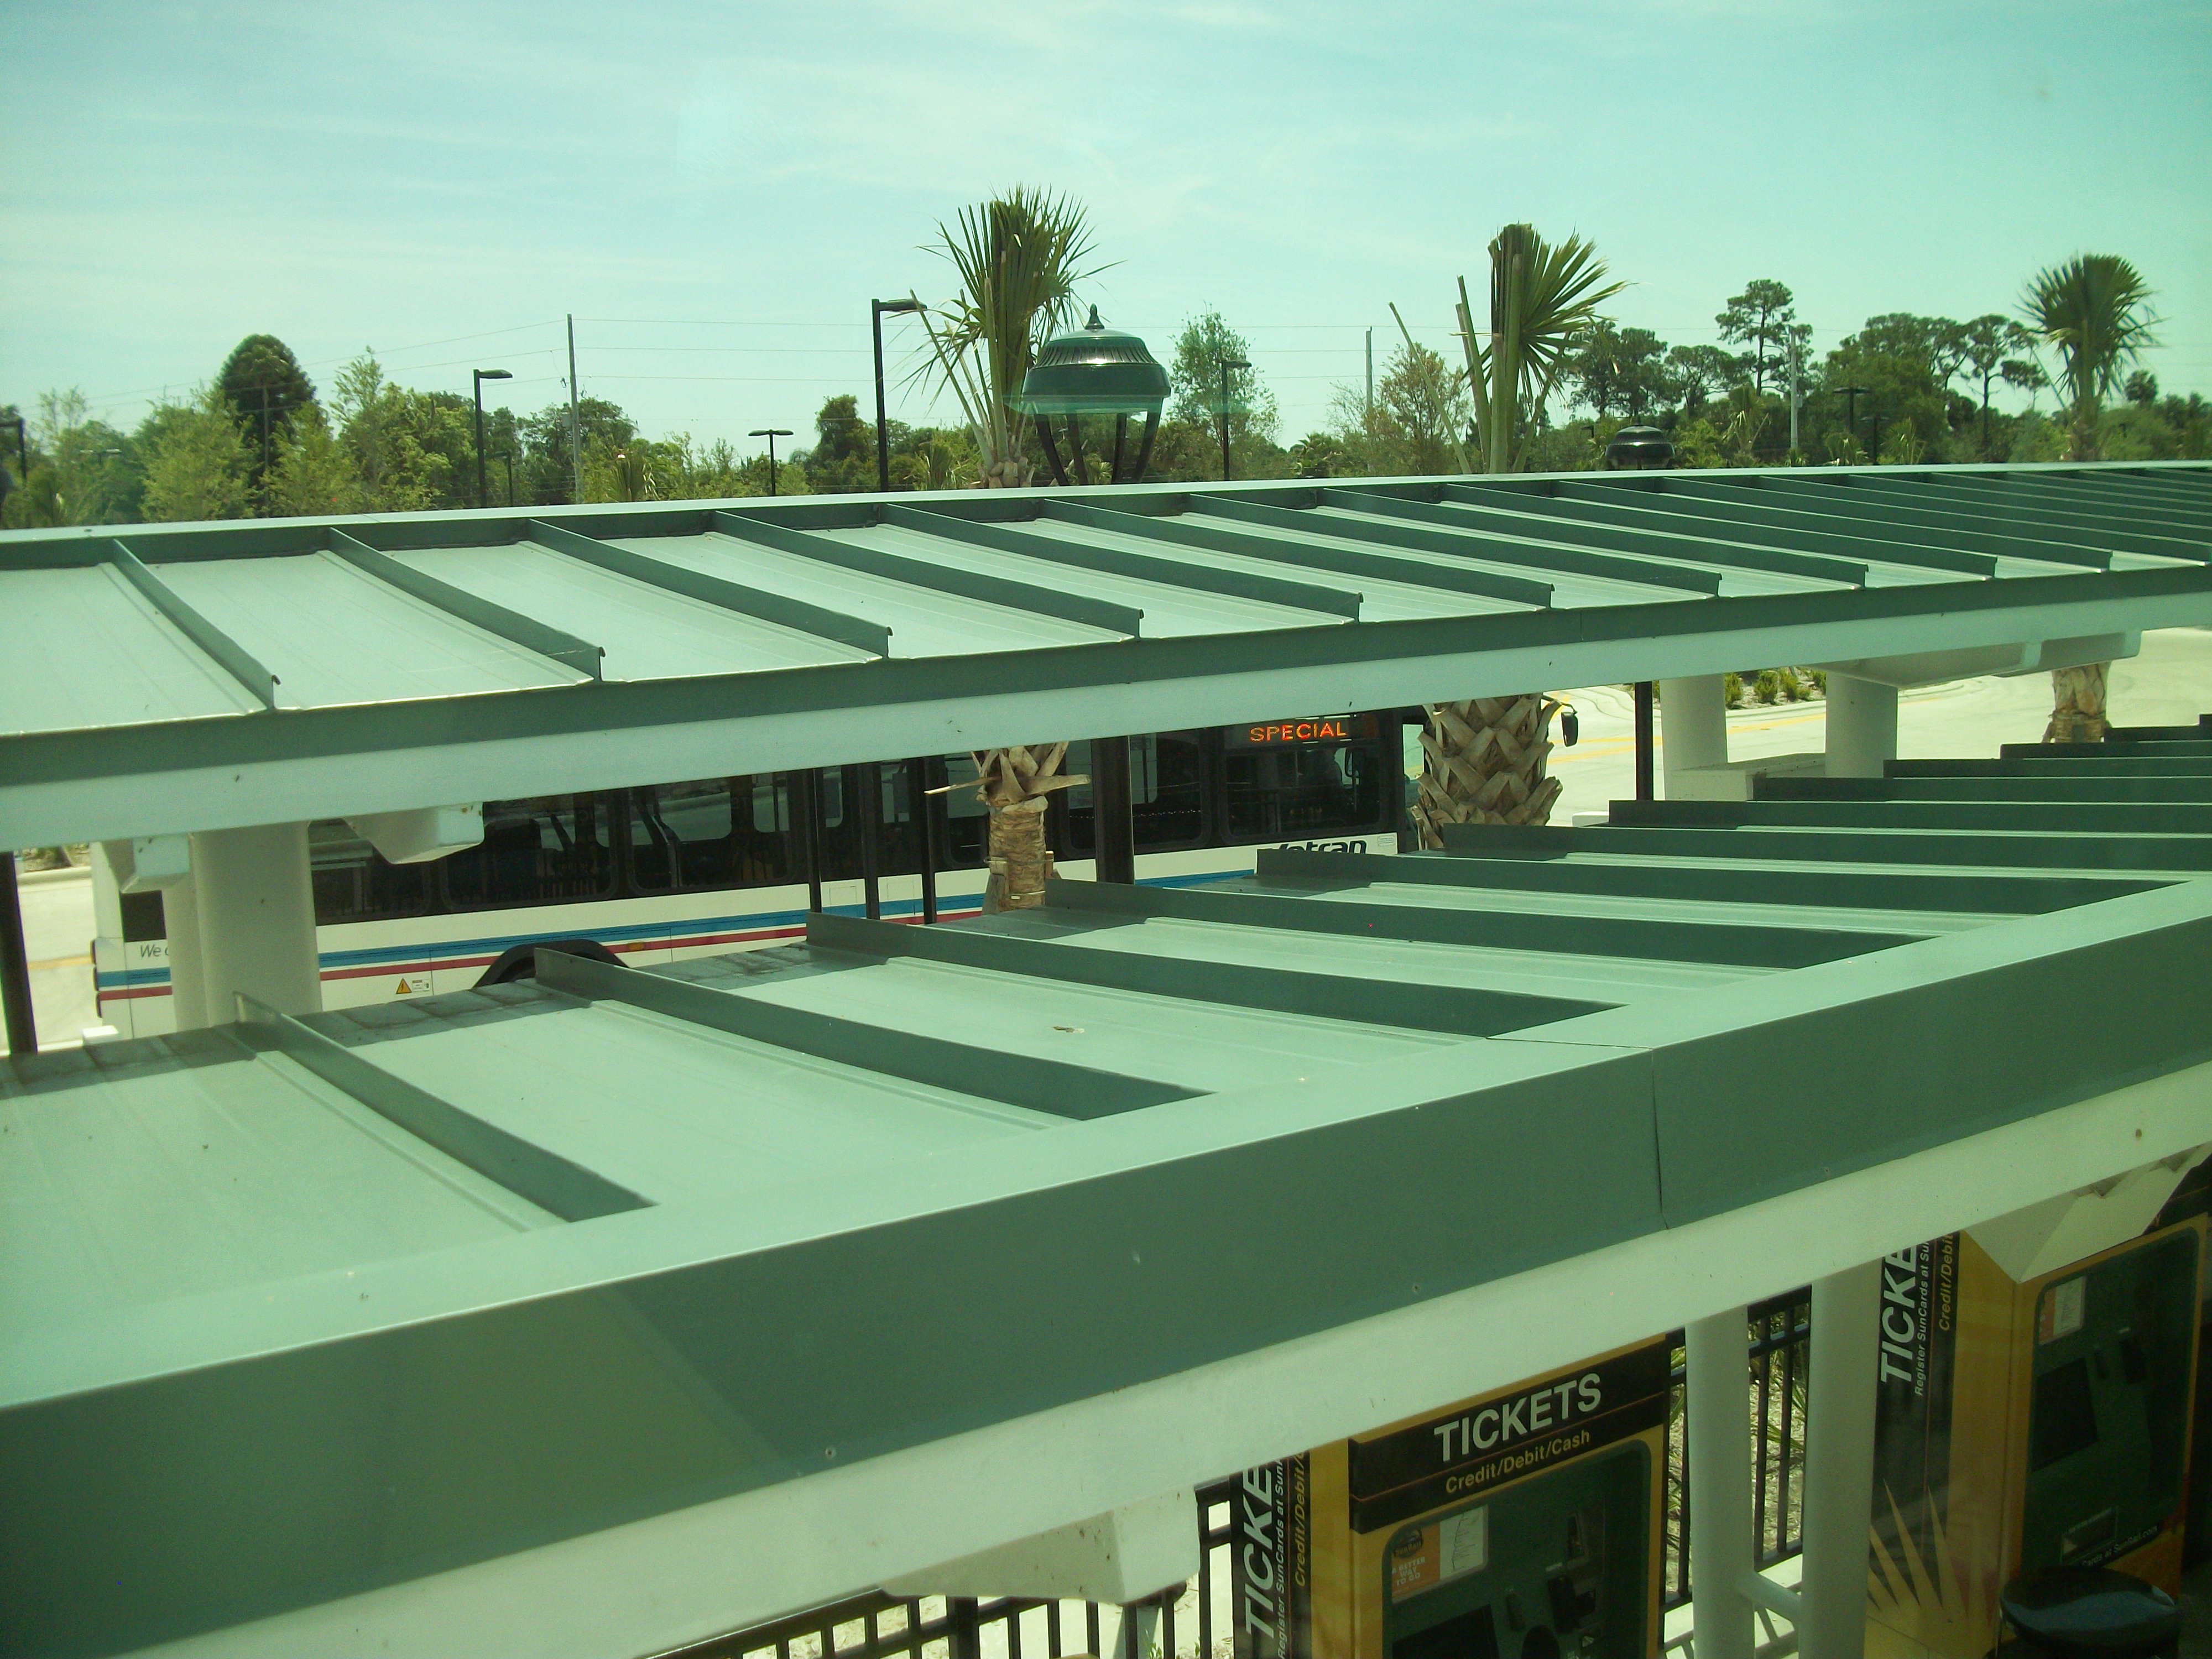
<box><xmin>1603</xmin><ymin>425</ymin><xmax>1674</xmax><ymax>471</ymax></box>
<box><xmin>1018</xmin><ymin>307</ymin><xmax>1170</xmax><ymax>485</ymax></box>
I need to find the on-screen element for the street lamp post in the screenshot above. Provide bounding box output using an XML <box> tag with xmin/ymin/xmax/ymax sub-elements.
<box><xmin>473</xmin><ymin>369</ymin><xmax>513</xmax><ymax>509</ymax></box>
<box><xmin>749</xmin><ymin>429</ymin><xmax>794</xmax><ymax>497</ymax></box>
<box><xmin>1837</xmin><ymin>385</ymin><xmax>1870</xmax><ymax>465</ymax></box>
<box><xmin>872</xmin><ymin>298</ymin><xmax>922</xmax><ymax>493</ymax></box>
<box><xmin>6</xmin><ymin>415</ymin><xmax>27</xmax><ymax>492</ymax></box>
<box><xmin>1219</xmin><ymin>358</ymin><xmax>1250</xmax><ymax>481</ymax></box>
<box><xmin>503</xmin><ymin>450</ymin><xmax>517</xmax><ymax>508</ymax></box>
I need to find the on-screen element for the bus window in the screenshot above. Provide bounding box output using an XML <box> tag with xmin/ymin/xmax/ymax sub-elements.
<box><xmin>628</xmin><ymin>777</ymin><xmax>794</xmax><ymax>892</ymax></box>
<box><xmin>119</xmin><ymin>889</ymin><xmax>166</xmax><ymax>941</ymax></box>
<box><xmin>445</xmin><ymin>796</ymin><xmax>613</xmax><ymax>909</ymax></box>
<box><xmin>814</xmin><ymin>763</ymin><xmax>923</xmax><ymax>878</ymax></box>
<box><xmin>939</xmin><ymin>755</ymin><xmax>990</xmax><ymax>869</ymax></box>
<box><xmin>878</xmin><ymin>762</ymin><xmax>922</xmax><ymax>875</ymax></box>
<box><xmin>309</xmin><ymin>819</ymin><xmax>433</xmax><ymax>924</ymax></box>
<box><xmin>1062</xmin><ymin>732</ymin><xmax>1206</xmax><ymax>852</ymax></box>
<box><xmin>1222</xmin><ymin>717</ymin><xmax>1386</xmax><ymax>841</ymax></box>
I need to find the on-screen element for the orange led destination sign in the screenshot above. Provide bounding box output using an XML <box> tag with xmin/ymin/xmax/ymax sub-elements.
<box><xmin>1227</xmin><ymin>714</ymin><xmax>1378</xmax><ymax>747</ymax></box>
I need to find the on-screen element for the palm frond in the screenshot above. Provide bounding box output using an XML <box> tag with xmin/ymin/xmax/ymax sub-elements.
<box><xmin>1458</xmin><ymin>224</ymin><xmax>1625</xmax><ymax>473</ymax></box>
<box><xmin>910</xmin><ymin>187</ymin><xmax>1108</xmax><ymax>482</ymax></box>
<box><xmin>2020</xmin><ymin>254</ymin><xmax>2160</xmax><ymax>415</ymax></box>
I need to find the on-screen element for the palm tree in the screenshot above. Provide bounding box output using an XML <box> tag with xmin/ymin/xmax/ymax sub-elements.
<box><xmin>2020</xmin><ymin>254</ymin><xmax>2158</xmax><ymax>463</ymax></box>
<box><xmin>1458</xmin><ymin>224</ymin><xmax>1624</xmax><ymax>474</ymax></box>
<box><xmin>1408</xmin><ymin>226</ymin><xmax>1621</xmax><ymax>844</ymax></box>
<box><xmin>914</xmin><ymin>187</ymin><xmax>1102</xmax><ymax>490</ymax></box>
<box><xmin>2021</xmin><ymin>254</ymin><xmax>2159</xmax><ymax>742</ymax></box>
<box><xmin>913</xmin><ymin>189</ymin><xmax>1102</xmax><ymax>904</ymax></box>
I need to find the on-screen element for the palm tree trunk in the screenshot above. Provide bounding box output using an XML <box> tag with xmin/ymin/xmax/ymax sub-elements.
<box><xmin>2044</xmin><ymin>664</ymin><xmax>2109</xmax><ymax>743</ymax></box>
<box><xmin>962</xmin><ymin>744</ymin><xmax>1083</xmax><ymax>910</ymax></box>
<box><xmin>1412</xmin><ymin>697</ymin><xmax>1563</xmax><ymax>844</ymax></box>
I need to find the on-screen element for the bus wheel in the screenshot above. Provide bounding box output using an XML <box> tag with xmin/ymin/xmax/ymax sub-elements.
<box><xmin>476</xmin><ymin>937</ymin><xmax>624</xmax><ymax>988</ymax></box>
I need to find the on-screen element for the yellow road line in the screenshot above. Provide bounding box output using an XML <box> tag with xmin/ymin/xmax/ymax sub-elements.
<box><xmin>29</xmin><ymin>954</ymin><xmax>91</xmax><ymax>971</ymax></box>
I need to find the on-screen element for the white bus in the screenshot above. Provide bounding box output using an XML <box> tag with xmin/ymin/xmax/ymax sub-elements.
<box><xmin>93</xmin><ymin>714</ymin><xmax>1410</xmax><ymax>1035</ymax></box>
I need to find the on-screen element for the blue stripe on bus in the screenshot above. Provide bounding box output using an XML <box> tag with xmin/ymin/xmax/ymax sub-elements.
<box><xmin>97</xmin><ymin>863</ymin><xmax>1264</xmax><ymax>991</ymax></box>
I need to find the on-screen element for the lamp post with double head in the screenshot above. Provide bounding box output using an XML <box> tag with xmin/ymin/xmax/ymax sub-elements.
<box><xmin>1018</xmin><ymin>309</ymin><xmax>1169</xmax><ymax>487</ymax></box>
<box><xmin>1219</xmin><ymin>357</ymin><xmax>1250</xmax><ymax>481</ymax></box>
<box><xmin>872</xmin><ymin>298</ymin><xmax>922</xmax><ymax>493</ymax></box>
<box><xmin>4</xmin><ymin>416</ymin><xmax>27</xmax><ymax>514</ymax></box>
<box><xmin>749</xmin><ymin>429</ymin><xmax>794</xmax><ymax>497</ymax></box>
<box><xmin>473</xmin><ymin>369</ymin><xmax>513</xmax><ymax>508</ymax></box>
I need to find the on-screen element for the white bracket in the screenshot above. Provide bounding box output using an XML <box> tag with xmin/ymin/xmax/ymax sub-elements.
<box><xmin>345</xmin><ymin>805</ymin><xmax>484</xmax><ymax>864</ymax></box>
<box><xmin>881</xmin><ymin>1488</ymin><xmax>1196</xmax><ymax>1603</ymax></box>
<box><xmin>102</xmin><ymin>835</ymin><xmax>191</xmax><ymax>893</ymax></box>
<box><xmin>1813</xmin><ymin>631</ymin><xmax>2139</xmax><ymax>690</ymax></box>
<box><xmin>1968</xmin><ymin>1145</ymin><xmax>2211</xmax><ymax>1282</ymax></box>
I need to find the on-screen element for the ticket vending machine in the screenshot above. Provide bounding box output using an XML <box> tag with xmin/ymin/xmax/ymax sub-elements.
<box><xmin>1233</xmin><ymin>1339</ymin><xmax>1671</xmax><ymax>1659</ymax></box>
<box><xmin>1867</xmin><ymin>1218</ymin><xmax>2204</xmax><ymax>1659</ymax></box>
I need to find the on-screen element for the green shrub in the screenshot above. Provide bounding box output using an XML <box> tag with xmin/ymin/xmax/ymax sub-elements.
<box><xmin>1724</xmin><ymin>672</ymin><xmax>1745</xmax><ymax>708</ymax></box>
<box><xmin>1754</xmin><ymin>669</ymin><xmax>1781</xmax><ymax>704</ymax></box>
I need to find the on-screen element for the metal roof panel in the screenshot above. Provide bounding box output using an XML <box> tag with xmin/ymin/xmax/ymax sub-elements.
<box><xmin>391</xmin><ymin>541</ymin><xmax>873</xmax><ymax>680</ymax></box>
<box><xmin>154</xmin><ymin>552</ymin><xmax>582</xmax><ymax>707</ymax></box>
<box><xmin>847</xmin><ymin>520</ymin><xmax>1350</xmax><ymax>635</ymax></box>
<box><xmin>0</xmin><ymin>1034</ymin><xmax>544</xmax><ymax>1339</ymax></box>
<box><xmin>0</xmin><ymin>564</ymin><xmax>260</xmax><ymax>735</ymax></box>
<box><xmin>618</xmin><ymin>530</ymin><xmax>1121</xmax><ymax>657</ymax></box>
<box><xmin>735</xmin><ymin>953</ymin><xmax>1456</xmax><ymax>1094</ymax></box>
<box><xmin>316</xmin><ymin>993</ymin><xmax>1050</xmax><ymax>1206</ymax></box>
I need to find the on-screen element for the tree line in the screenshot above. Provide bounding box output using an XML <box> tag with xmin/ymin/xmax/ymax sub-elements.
<box><xmin>3</xmin><ymin>217</ymin><xmax>2205</xmax><ymax>532</ymax></box>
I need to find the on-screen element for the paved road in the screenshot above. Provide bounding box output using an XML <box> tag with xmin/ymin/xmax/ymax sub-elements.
<box><xmin>8</xmin><ymin>629</ymin><xmax>2210</xmax><ymax>1055</ymax></box>
<box><xmin>4</xmin><ymin>866</ymin><xmax>98</xmax><ymax>1055</ymax></box>
<box><xmin>1542</xmin><ymin>626</ymin><xmax>2212</xmax><ymax>826</ymax></box>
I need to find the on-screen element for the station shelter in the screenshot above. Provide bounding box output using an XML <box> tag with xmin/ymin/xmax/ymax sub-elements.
<box><xmin>3</xmin><ymin>462</ymin><xmax>2210</xmax><ymax>1658</ymax></box>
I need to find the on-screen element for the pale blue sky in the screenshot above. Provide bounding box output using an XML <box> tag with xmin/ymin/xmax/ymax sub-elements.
<box><xmin>4</xmin><ymin>1</ymin><xmax>2205</xmax><ymax>449</ymax></box>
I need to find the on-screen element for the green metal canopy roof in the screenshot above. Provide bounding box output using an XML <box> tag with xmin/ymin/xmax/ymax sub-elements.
<box><xmin>6</xmin><ymin>726</ymin><xmax>2211</xmax><ymax>1656</ymax></box>
<box><xmin>2</xmin><ymin>462</ymin><xmax>2208</xmax><ymax>849</ymax></box>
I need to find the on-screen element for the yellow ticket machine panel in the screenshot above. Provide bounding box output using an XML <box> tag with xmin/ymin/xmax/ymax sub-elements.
<box><xmin>1234</xmin><ymin>1338</ymin><xmax>1671</xmax><ymax>1659</ymax></box>
<box><xmin>1867</xmin><ymin>1218</ymin><xmax>2204</xmax><ymax>1659</ymax></box>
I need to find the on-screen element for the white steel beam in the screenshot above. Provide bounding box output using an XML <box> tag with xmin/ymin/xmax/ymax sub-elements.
<box><xmin>1686</xmin><ymin>1307</ymin><xmax>1756</xmax><ymax>1659</ymax></box>
<box><xmin>132</xmin><ymin>1055</ymin><xmax>2212</xmax><ymax>1659</ymax></box>
<box><xmin>1797</xmin><ymin>1262</ymin><xmax>1881</xmax><ymax>1659</ymax></box>
<box><xmin>189</xmin><ymin>824</ymin><xmax>320</xmax><ymax>1021</ymax></box>
<box><xmin>8</xmin><ymin>585</ymin><xmax>2209</xmax><ymax>848</ymax></box>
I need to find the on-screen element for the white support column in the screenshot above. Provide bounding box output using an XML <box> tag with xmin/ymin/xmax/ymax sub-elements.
<box><xmin>1658</xmin><ymin>675</ymin><xmax>1728</xmax><ymax>796</ymax></box>
<box><xmin>189</xmin><ymin>823</ymin><xmax>321</xmax><ymax>1021</ymax></box>
<box><xmin>1120</xmin><ymin>1599</ymin><xmax>1162</xmax><ymax>1659</ymax></box>
<box><xmin>1798</xmin><ymin>1262</ymin><xmax>1881</xmax><ymax>1659</ymax></box>
<box><xmin>160</xmin><ymin>875</ymin><xmax>210</xmax><ymax>1032</ymax></box>
<box><xmin>1687</xmin><ymin>1306</ymin><xmax>1755</xmax><ymax>1659</ymax></box>
<box><xmin>1825</xmin><ymin>675</ymin><xmax>1898</xmax><ymax>780</ymax></box>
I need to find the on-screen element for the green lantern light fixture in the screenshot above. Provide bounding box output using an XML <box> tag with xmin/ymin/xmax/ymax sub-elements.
<box><xmin>1018</xmin><ymin>307</ymin><xmax>1169</xmax><ymax>485</ymax></box>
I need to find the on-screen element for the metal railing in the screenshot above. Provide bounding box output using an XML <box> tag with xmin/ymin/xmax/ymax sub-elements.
<box><xmin>1662</xmin><ymin>1286</ymin><xmax>1814</xmax><ymax>1610</ymax></box>
<box><xmin>671</xmin><ymin>1288</ymin><xmax>1817</xmax><ymax>1658</ymax></box>
<box><xmin>661</xmin><ymin>1481</ymin><xmax>1238</xmax><ymax>1659</ymax></box>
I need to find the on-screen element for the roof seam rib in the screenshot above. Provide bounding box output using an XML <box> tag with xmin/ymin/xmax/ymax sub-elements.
<box><xmin>525</xmin><ymin>517</ymin><xmax>893</xmax><ymax>658</ymax></box>
<box><xmin>238</xmin><ymin>995</ymin><xmax>651</xmax><ymax>1220</ymax></box>
<box><xmin>710</xmin><ymin>508</ymin><xmax>1144</xmax><ymax>637</ymax></box>
<box><xmin>1435</xmin><ymin>483</ymin><xmax>1872</xmax><ymax>587</ymax></box>
<box><xmin>1040</xmin><ymin>494</ymin><xmax>1565</xmax><ymax>609</ymax></box>
<box><xmin>107</xmin><ymin>538</ymin><xmax>281</xmax><ymax>709</ymax></box>
<box><xmin>1315</xmin><ymin>488</ymin><xmax>1723</xmax><ymax>593</ymax></box>
<box><xmin>326</xmin><ymin>529</ymin><xmax>604</xmax><ymax>680</ymax></box>
<box><xmin>885</xmin><ymin>502</ymin><xmax>1365</xmax><ymax>620</ymax></box>
<box><xmin>534</xmin><ymin>946</ymin><xmax>1198</xmax><ymax>1119</ymax></box>
<box><xmin>1173</xmin><ymin>495</ymin><xmax>1557</xmax><ymax>608</ymax></box>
